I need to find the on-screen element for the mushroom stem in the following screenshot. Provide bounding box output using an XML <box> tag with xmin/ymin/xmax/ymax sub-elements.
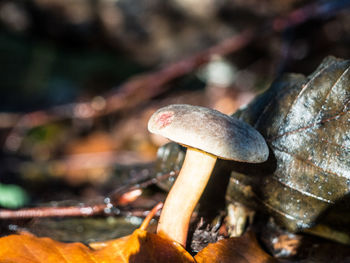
<box><xmin>157</xmin><ymin>147</ymin><xmax>217</xmax><ymax>247</ymax></box>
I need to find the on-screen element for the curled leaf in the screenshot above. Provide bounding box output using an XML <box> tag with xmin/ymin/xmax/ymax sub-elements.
<box><xmin>227</xmin><ymin>56</ymin><xmax>350</xmax><ymax>234</ymax></box>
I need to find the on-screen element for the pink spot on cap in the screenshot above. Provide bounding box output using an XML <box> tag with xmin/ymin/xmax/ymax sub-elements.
<box><xmin>155</xmin><ymin>111</ymin><xmax>174</xmax><ymax>129</ymax></box>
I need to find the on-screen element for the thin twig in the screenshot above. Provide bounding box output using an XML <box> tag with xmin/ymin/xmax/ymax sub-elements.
<box><xmin>0</xmin><ymin>204</ymin><xmax>106</xmax><ymax>219</ymax></box>
<box><xmin>109</xmin><ymin>170</ymin><xmax>179</xmax><ymax>202</ymax></box>
<box><xmin>140</xmin><ymin>202</ymin><xmax>163</xmax><ymax>231</ymax></box>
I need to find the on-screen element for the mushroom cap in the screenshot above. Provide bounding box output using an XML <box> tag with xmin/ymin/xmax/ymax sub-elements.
<box><xmin>148</xmin><ymin>104</ymin><xmax>269</xmax><ymax>163</ymax></box>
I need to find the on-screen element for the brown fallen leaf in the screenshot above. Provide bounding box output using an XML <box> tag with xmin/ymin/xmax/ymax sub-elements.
<box><xmin>0</xmin><ymin>227</ymin><xmax>277</xmax><ymax>263</ymax></box>
<box><xmin>0</xmin><ymin>228</ymin><xmax>196</xmax><ymax>263</ymax></box>
<box><xmin>195</xmin><ymin>231</ymin><xmax>277</xmax><ymax>263</ymax></box>
<box><xmin>93</xmin><ymin>229</ymin><xmax>194</xmax><ymax>263</ymax></box>
<box><xmin>0</xmin><ymin>203</ymin><xmax>278</xmax><ymax>262</ymax></box>
<box><xmin>0</xmin><ymin>203</ymin><xmax>194</xmax><ymax>263</ymax></box>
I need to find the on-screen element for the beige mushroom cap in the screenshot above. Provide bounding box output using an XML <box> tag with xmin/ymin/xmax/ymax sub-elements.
<box><xmin>148</xmin><ymin>104</ymin><xmax>268</xmax><ymax>163</ymax></box>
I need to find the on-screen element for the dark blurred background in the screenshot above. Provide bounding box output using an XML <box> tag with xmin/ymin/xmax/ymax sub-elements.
<box><xmin>1</xmin><ymin>0</ymin><xmax>350</xmax><ymax>111</ymax></box>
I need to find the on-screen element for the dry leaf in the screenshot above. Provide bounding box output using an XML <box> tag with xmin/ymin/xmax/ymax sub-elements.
<box><xmin>0</xmin><ymin>203</ymin><xmax>194</xmax><ymax>263</ymax></box>
<box><xmin>0</xmin><ymin>230</ymin><xmax>195</xmax><ymax>263</ymax></box>
<box><xmin>0</xmin><ymin>227</ymin><xmax>278</xmax><ymax>263</ymax></box>
<box><xmin>195</xmin><ymin>231</ymin><xmax>276</xmax><ymax>263</ymax></box>
<box><xmin>227</xmin><ymin>56</ymin><xmax>350</xmax><ymax>234</ymax></box>
<box><xmin>0</xmin><ymin>200</ymin><xmax>279</xmax><ymax>263</ymax></box>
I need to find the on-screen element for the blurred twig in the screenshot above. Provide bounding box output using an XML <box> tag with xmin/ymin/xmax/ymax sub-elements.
<box><xmin>109</xmin><ymin>170</ymin><xmax>179</xmax><ymax>202</ymax></box>
<box><xmin>0</xmin><ymin>205</ymin><xmax>160</xmax><ymax>219</ymax></box>
<box><xmin>0</xmin><ymin>204</ymin><xmax>107</xmax><ymax>219</ymax></box>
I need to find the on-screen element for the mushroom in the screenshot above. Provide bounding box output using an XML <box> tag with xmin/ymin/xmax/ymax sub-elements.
<box><xmin>148</xmin><ymin>104</ymin><xmax>268</xmax><ymax>247</ymax></box>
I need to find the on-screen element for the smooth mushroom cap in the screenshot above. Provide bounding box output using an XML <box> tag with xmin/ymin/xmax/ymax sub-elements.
<box><xmin>148</xmin><ymin>104</ymin><xmax>268</xmax><ymax>163</ymax></box>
